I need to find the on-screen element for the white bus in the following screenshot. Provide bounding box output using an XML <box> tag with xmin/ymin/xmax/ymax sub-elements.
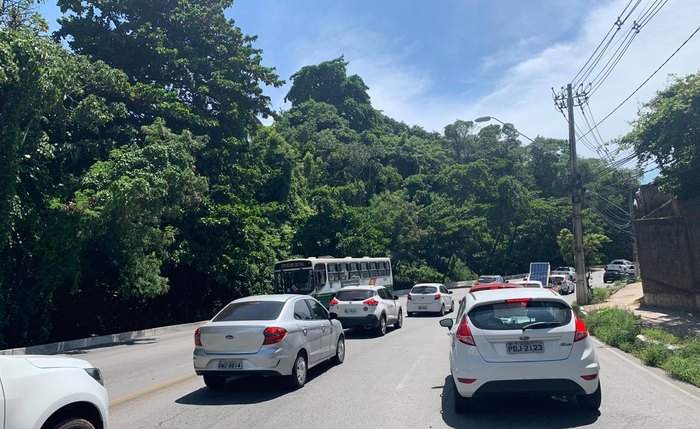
<box><xmin>273</xmin><ymin>256</ymin><xmax>393</xmax><ymax>307</ymax></box>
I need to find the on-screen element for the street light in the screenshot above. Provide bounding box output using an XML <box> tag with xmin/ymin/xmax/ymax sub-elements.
<box><xmin>474</xmin><ymin>116</ymin><xmax>535</xmax><ymax>143</ymax></box>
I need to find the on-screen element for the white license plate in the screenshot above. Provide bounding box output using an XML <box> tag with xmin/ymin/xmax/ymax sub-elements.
<box><xmin>506</xmin><ymin>341</ymin><xmax>544</xmax><ymax>354</ymax></box>
<box><xmin>418</xmin><ymin>306</ymin><xmax>427</xmax><ymax>310</ymax></box>
<box><xmin>344</xmin><ymin>308</ymin><xmax>357</xmax><ymax>314</ymax></box>
<box><xmin>217</xmin><ymin>360</ymin><xmax>243</xmax><ymax>369</ymax></box>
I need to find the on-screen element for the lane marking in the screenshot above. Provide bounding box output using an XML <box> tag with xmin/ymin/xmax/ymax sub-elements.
<box><xmin>396</xmin><ymin>356</ymin><xmax>422</xmax><ymax>390</ymax></box>
<box><xmin>110</xmin><ymin>373</ymin><xmax>199</xmax><ymax>407</ymax></box>
<box><xmin>594</xmin><ymin>338</ymin><xmax>700</xmax><ymax>403</ymax></box>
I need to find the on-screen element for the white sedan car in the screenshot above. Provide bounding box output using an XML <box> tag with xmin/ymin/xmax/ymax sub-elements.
<box><xmin>407</xmin><ymin>283</ymin><xmax>454</xmax><ymax>316</ymax></box>
<box><xmin>194</xmin><ymin>294</ymin><xmax>345</xmax><ymax>390</ymax></box>
<box><xmin>0</xmin><ymin>355</ymin><xmax>108</xmax><ymax>429</ymax></box>
<box><xmin>440</xmin><ymin>288</ymin><xmax>601</xmax><ymax>413</ymax></box>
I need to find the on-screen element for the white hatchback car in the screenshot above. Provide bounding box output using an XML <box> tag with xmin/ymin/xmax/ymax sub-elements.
<box><xmin>440</xmin><ymin>288</ymin><xmax>600</xmax><ymax>413</ymax></box>
<box><xmin>328</xmin><ymin>286</ymin><xmax>403</xmax><ymax>336</ymax></box>
<box><xmin>407</xmin><ymin>283</ymin><xmax>454</xmax><ymax>316</ymax></box>
<box><xmin>0</xmin><ymin>355</ymin><xmax>109</xmax><ymax>429</ymax></box>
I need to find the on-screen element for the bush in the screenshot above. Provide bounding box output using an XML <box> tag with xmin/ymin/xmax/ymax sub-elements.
<box><xmin>639</xmin><ymin>343</ymin><xmax>673</xmax><ymax>367</ymax></box>
<box><xmin>589</xmin><ymin>288</ymin><xmax>611</xmax><ymax>304</ymax></box>
<box><xmin>641</xmin><ymin>328</ymin><xmax>681</xmax><ymax>345</ymax></box>
<box><xmin>663</xmin><ymin>356</ymin><xmax>700</xmax><ymax>387</ymax></box>
<box><xmin>585</xmin><ymin>308</ymin><xmax>641</xmax><ymax>351</ymax></box>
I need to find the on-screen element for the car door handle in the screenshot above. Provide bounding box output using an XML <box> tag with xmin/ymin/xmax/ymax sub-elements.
<box><xmin>321</xmin><ymin>326</ymin><xmax>326</xmax><ymax>332</ymax></box>
<box><xmin>301</xmin><ymin>326</ymin><xmax>308</xmax><ymax>335</ymax></box>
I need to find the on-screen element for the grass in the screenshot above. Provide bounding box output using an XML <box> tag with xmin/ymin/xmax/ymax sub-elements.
<box><xmin>584</xmin><ymin>307</ymin><xmax>700</xmax><ymax>388</ymax></box>
<box><xmin>589</xmin><ymin>288</ymin><xmax>612</xmax><ymax>304</ymax></box>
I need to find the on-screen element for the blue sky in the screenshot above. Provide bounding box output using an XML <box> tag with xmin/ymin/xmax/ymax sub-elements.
<box><xmin>40</xmin><ymin>0</ymin><xmax>700</xmax><ymax>177</ymax></box>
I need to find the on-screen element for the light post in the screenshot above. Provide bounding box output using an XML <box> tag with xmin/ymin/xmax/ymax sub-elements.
<box><xmin>474</xmin><ymin>116</ymin><xmax>535</xmax><ymax>143</ymax></box>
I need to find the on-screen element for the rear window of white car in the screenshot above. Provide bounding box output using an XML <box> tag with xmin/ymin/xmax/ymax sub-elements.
<box><xmin>478</xmin><ymin>276</ymin><xmax>498</xmax><ymax>283</ymax></box>
<box><xmin>468</xmin><ymin>300</ymin><xmax>572</xmax><ymax>331</ymax></box>
<box><xmin>411</xmin><ymin>286</ymin><xmax>438</xmax><ymax>294</ymax></box>
<box><xmin>336</xmin><ymin>289</ymin><xmax>375</xmax><ymax>301</ymax></box>
<box><xmin>213</xmin><ymin>301</ymin><xmax>284</xmax><ymax>322</ymax></box>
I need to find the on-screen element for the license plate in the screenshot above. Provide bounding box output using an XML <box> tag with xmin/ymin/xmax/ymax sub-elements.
<box><xmin>506</xmin><ymin>341</ymin><xmax>544</xmax><ymax>354</ymax></box>
<box><xmin>217</xmin><ymin>360</ymin><xmax>243</xmax><ymax>369</ymax></box>
<box><xmin>344</xmin><ymin>308</ymin><xmax>357</xmax><ymax>314</ymax></box>
<box><xmin>418</xmin><ymin>306</ymin><xmax>427</xmax><ymax>310</ymax></box>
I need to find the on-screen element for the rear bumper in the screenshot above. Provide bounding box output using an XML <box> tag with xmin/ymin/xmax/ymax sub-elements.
<box><xmin>335</xmin><ymin>314</ymin><xmax>380</xmax><ymax>329</ymax></box>
<box><xmin>193</xmin><ymin>345</ymin><xmax>295</xmax><ymax>377</ymax></box>
<box><xmin>407</xmin><ymin>300</ymin><xmax>442</xmax><ymax>313</ymax></box>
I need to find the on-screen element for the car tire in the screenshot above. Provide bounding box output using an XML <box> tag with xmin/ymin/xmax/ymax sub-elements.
<box><xmin>376</xmin><ymin>314</ymin><xmax>387</xmax><ymax>336</ymax></box>
<box><xmin>331</xmin><ymin>336</ymin><xmax>345</xmax><ymax>365</ymax></box>
<box><xmin>439</xmin><ymin>304</ymin><xmax>445</xmax><ymax>317</ymax></box>
<box><xmin>288</xmin><ymin>352</ymin><xmax>307</xmax><ymax>389</ymax></box>
<box><xmin>450</xmin><ymin>301</ymin><xmax>455</xmax><ymax>312</ymax></box>
<box><xmin>578</xmin><ymin>382</ymin><xmax>602</xmax><ymax>411</ymax></box>
<box><xmin>394</xmin><ymin>310</ymin><xmax>403</xmax><ymax>329</ymax></box>
<box><xmin>203</xmin><ymin>374</ymin><xmax>227</xmax><ymax>389</ymax></box>
<box><xmin>452</xmin><ymin>377</ymin><xmax>472</xmax><ymax>413</ymax></box>
<box><xmin>53</xmin><ymin>418</ymin><xmax>96</xmax><ymax>429</ymax></box>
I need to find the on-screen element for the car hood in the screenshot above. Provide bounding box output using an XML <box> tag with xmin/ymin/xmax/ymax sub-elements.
<box><xmin>21</xmin><ymin>355</ymin><xmax>93</xmax><ymax>369</ymax></box>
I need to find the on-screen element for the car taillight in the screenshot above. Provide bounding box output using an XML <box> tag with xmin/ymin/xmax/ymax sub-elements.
<box><xmin>581</xmin><ymin>374</ymin><xmax>598</xmax><ymax>380</ymax></box>
<box><xmin>505</xmin><ymin>298</ymin><xmax>531</xmax><ymax>304</ymax></box>
<box><xmin>194</xmin><ymin>328</ymin><xmax>202</xmax><ymax>347</ymax></box>
<box><xmin>363</xmin><ymin>298</ymin><xmax>379</xmax><ymax>306</ymax></box>
<box><xmin>434</xmin><ymin>293</ymin><xmax>441</xmax><ymax>300</ymax></box>
<box><xmin>407</xmin><ymin>294</ymin><xmax>412</xmax><ymax>300</ymax></box>
<box><xmin>456</xmin><ymin>317</ymin><xmax>475</xmax><ymax>346</ymax></box>
<box><xmin>329</xmin><ymin>298</ymin><xmax>339</xmax><ymax>306</ymax></box>
<box><xmin>574</xmin><ymin>314</ymin><xmax>589</xmax><ymax>342</ymax></box>
<box><xmin>263</xmin><ymin>327</ymin><xmax>288</xmax><ymax>345</ymax></box>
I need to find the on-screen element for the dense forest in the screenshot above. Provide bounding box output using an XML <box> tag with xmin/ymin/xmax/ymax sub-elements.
<box><xmin>3</xmin><ymin>0</ymin><xmax>673</xmax><ymax>349</ymax></box>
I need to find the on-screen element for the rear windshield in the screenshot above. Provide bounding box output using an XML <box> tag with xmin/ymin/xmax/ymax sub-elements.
<box><xmin>336</xmin><ymin>289</ymin><xmax>374</xmax><ymax>301</ymax></box>
<box><xmin>468</xmin><ymin>300</ymin><xmax>572</xmax><ymax>331</ymax></box>
<box><xmin>213</xmin><ymin>301</ymin><xmax>284</xmax><ymax>322</ymax></box>
<box><xmin>411</xmin><ymin>286</ymin><xmax>437</xmax><ymax>294</ymax></box>
<box><xmin>478</xmin><ymin>276</ymin><xmax>498</xmax><ymax>283</ymax></box>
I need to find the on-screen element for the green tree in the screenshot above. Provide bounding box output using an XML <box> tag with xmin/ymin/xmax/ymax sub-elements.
<box><xmin>557</xmin><ymin>228</ymin><xmax>612</xmax><ymax>267</ymax></box>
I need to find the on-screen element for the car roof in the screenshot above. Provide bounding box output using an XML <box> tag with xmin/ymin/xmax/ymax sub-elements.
<box><xmin>339</xmin><ymin>286</ymin><xmax>383</xmax><ymax>291</ymax></box>
<box><xmin>467</xmin><ymin>288</ymin><xmax>563</xmax><ymax>306</ymax></box>
<box><xmin>470</xmin><ymin>282</ymin><xmax>517</xmax><ymax>292</ymax></box>
<box><xmin>412</xmin><ymin>283</ymin><xmax>442</xmax><ymax>287</ymax></box>
<box><xmin>234</xmin><ymin>294</ymin><xmax>302</xmax><ymax>303</ymax></box>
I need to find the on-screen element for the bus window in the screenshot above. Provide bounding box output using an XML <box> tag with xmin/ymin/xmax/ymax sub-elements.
<box><xmin>360</xmin><ymin>262</ymin><xmax>370</xmax><ymax>278</ymax></box>
<box><xmin>380</xmin><ymin>262</ymin><xmax>389</xmax><ymax>276</ymax></box>
<box><xmin>281</xmin><ymin>269</ymin><xmax>314</xmax><ymax>294</ymax></box>
<box><xmin>315</xmin><ymin>264</ymin><xmax>327</xmax><ymax>290</ymax></box>
<box><xmin>369</xmin><ymin>262</ymin><xmax>378</xmax><ymax>277</ymax></box>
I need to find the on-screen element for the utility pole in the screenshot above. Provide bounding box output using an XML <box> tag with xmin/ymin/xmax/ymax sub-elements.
<box><xmin>629</xmin><ymin>182</ymin><xmax>640</xmax><ymax>277</ymax></box>
<box><xmin>558</xmin><ymin>84</ymin><xmax>588</xmax><ymax>304</ymax></box>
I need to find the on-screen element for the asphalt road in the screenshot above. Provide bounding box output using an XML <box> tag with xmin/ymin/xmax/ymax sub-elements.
<box><xmin>64</xmin><ymin>286</ymin><xmax>700</xmax><ymax>428</ymax></box>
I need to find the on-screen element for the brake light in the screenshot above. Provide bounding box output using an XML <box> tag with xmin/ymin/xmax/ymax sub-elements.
<box><xmin>574</xmin><ymin>314</ymin><xmax>589</xmax><ymax>342</ymax></box>
<box><xmin>329</xmin><ymin>298</ymin><xmax>339</xmax><ymax>306</ymax></box>
<box><xmin>194</xmin><ymin>328</ymin><xmax>202</xmax><ymax>346</ymax></box>
<box><xmin>363</xmin><ymin>298</ymin><xmax>379</xmax><ymax>306</ymax></box>
<box><xmin>456</xmin><ymin>317</ymin><xmax>475</xmax><ymax>346</ymax></box>
<box><xmin>263</xmin><ymin>327</ymin><xmax>288</xmax><ymax>345</ymax></box>
<box><xmin>505</xmin><ymin>298</ymin><xmax>531</xmax><ymax>303</ymax></box>
<box><xmin>434</xmin><ymin>293</ymin><xmax>441</xmax><ymax>300</ymax></box>
<box><xmin>457</xmin><ymin>377</ymin><xmax>477</xmax><ymax>384</ymax></box>
<box><xmin>407</xmin><ymin>294</ymin><xmax>412</xmax><ymax>300</ymax></box>
<box><xmin>581</xmin><ymin>374</ymin><xmax>598</xmax><ymax>380</ymax></box>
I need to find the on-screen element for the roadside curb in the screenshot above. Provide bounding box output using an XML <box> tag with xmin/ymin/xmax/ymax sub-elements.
<box><xmin>0</xmin><ymin>320</ymin><xmax>206</xmax><ymax>356</ymax></box>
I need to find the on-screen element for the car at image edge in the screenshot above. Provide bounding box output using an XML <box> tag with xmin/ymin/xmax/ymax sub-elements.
<box><xmin>439</xmin><ymin>288</ymin><xmax>601</xmax><ymax>413</ymax></box>
<box><xmin>0</xmin><ymin>355</ymin><xmax>109</xmax><ymax>429</ymax></box>
<box><xmin>194</xmin><ymin>294</ymin><xmax>345</xmax><ymax>390</ymax></box>
<box><xmin>407</xmin><ymin>283</ymin><xmax>454</xmax><ymax>316</ymax></box>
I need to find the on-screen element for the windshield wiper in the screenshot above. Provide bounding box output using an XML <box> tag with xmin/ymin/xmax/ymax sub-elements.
<box><xmin>522</xmin><ymin>321</ymin><xmax>562</xmax><ymax>331</ymax></box>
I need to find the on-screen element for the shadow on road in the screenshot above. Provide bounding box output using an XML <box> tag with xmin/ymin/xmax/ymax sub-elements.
<box><xmin>342</xmin><ymin>327</ymin><xmax>401</xmax><ymax>341</ymax></box>
<box><xmin>175</xmin><ymin>361</ymin><xmax>336</xmax><ymax>406</ymax></box>
<box><xmin>439</xmin><ymin>376</ymin><xmax>601</xmax><ymax>428</ymax></box>
<box><xmin>62</xmin><ymin>338</ymin><xmax>158</xmax><ymax>354</ymax></box>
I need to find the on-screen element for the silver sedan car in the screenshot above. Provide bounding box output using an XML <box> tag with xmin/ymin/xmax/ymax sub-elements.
<box><xmin>193</xmin><ymin>294</ymin><xmax>345</xmax><ymax>389</ymax></box>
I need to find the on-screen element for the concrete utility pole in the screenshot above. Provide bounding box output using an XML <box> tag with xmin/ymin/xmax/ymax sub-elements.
<box><xmin>565</xmin><ymin>84</ymin><xmax>588</xmax><ymax>305</ymax></box>
<box><xmin>629</xmin><ymin>182</ymin><xmax>640</xmax><ymax>277</ymax></box>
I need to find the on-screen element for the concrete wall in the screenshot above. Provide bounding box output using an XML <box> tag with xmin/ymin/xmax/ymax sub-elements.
<box><xmin>635</xmin><ymin>185</ymin><xmax>700</xmax><ymax>312</ymax></box>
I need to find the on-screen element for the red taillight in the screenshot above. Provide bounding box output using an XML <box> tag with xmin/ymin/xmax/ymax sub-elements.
<box><xmin>263</xmin><ymin>327</ymin><xmax>288</xmax><ymax>345</ymax></box>
<box><xmin>505</xmin><ymin>298</ymin><xmax>531</xmax><ymax>304</ymax></box>
<box><xmin>574</xmin><ymin>314</ymin><xmax>589</xmax><ymax>342</ymax></box>
<box><xmin>457</xmin><ymin>377</ymin><xmax>477</xmax><ymax>384</ymax></box>
<box><xmin>434</xmin><ymin>293</ymin><xmax>441</xmax><ymax>300</ymax></box>
<box><xmin>194</xmin><ymin>328</ymin><xmax>202</xmax><ymax>347</ymax></box>
<box><xmin>581</xmin><ymin>374</ymin><xmax>598</xmax><ymax>380</ymax></box>
<box><xmin>456</xmin><ymin>317</ymin><xmax>475</xmax><ymax>346</ymax></box>
<box><xmin>329</xmin><ymin>298</ymin><xmax>339</xmax><ymax>306</ymax></box>
<box><xmin>407</xmin><ymin>294</ymin><xmax>412</xmax><ymax>300</ymax></box>
<box><xmin>363</xmin><ymin>298</ymin><xmax>379</xmax><ymax>306</ymax></box>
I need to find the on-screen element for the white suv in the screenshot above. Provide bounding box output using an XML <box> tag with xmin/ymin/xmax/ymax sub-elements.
<box><xmin>407</xmin><ymin>283</ymin><xmax>454</xmax><ymax>316</ymax></box>
<box><xmin>329</xmin><ymin>286</ymin><xmax>403</xmax><ymax>336</ymax></box>
<box><xmin>439</xmin><ymin>288</ymin><xmax>600</xmax><ymax>413</ymax></box>
<box><xmin>0</xmin><ymin>355</ymin><xmax>109</xmax><ymax>429</ymax></box>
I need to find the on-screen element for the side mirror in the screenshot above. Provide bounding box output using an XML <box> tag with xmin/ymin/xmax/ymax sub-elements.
<box><xmin>393</xmin><ymin>295</ymin><xmax>399</xmax><ymax>300</ymax></box>
<box><xmin>329</xmin><ymin>312</ymin><xmax>338</xmax><ymax>320</ymax></box>
<box><xmin>449</xmin><ymin>290</ymin><xmax>454</xmax><ymax>294</ymax></box>
<box><xmin>439</xmin><ymin>318</ymin><xmax>454</xmax><ymax>329</ymax></box>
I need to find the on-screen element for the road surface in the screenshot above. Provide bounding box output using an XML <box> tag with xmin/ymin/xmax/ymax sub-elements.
<box><xmin>63</xmin><ymin>286</ymin><xmax>700</xmax><ymax>428</ymax></box>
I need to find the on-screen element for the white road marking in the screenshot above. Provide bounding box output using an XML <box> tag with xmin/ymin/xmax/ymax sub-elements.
<box><xmin>396</xmin><ymin>356</ymin><xmax>423</xmax><ymax>390</ymax></box>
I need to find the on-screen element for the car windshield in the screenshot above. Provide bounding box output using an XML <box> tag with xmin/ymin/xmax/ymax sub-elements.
<box><xmin>335</xmin><ymin>289</ymin><xmax>375</xmax><ymax>301</ymax></box>
<box><xmin>411</xmin><ymin>286</ymin><xmax>438</xmax><ymax>294</ymax></box>
<box><xmin>213</xmin><ymin>301</ymin><xmax>284</xmax><ymax>322</ymax></box>
<box><xmin>477</xmin><ymin>276</ymin><xmax>498</xmax><ymax>283</ymax></box>
<box><xmin>468</xmin><ymin>300</ymin><xmax>572</xmax><ymax>330</ymax></box>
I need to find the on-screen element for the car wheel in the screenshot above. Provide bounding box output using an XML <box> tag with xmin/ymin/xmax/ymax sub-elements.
<box><xmin>53</xmin><ymin>418</ymin><xmax>96</xmax><ymax>429</ymax></box>
<box><xmin>331</xmin><ymin>336</ymin><xmax>345</xmax><ymax>365</ymax></box>
<box><xmin>288</xmin><ymin>352</ymin><xmax>307</xmax><ymax>389</ymax></box>
<box><xmin>394</xmin><ymin>310</ymin><xmax>403</xmax><ymax>329</ymax></box>
<box><xmin>578</xmin><ymin>382</ymin><xmax>602</xmax><ymax>411</ymax></box>
<box><xmin>450</xmin><ymin>301</ymin><xmax>455</xmax><ymax>312</ymax></box>
<box><xmin>203</xmin><ymin>374</ymin><xmax>227</xmax><ymax>389</ymax></box>
<box><xmin>452</xmin><ymin>377</ymin><xmax>472</xmax><ymax>413</ymax></box>
<box><xmin>376</xmin><ymin>314</ymin><xmax>387</xmax><ymax>336</ymax></box>
<box><xmin>439</xmin><ymin>304</ymin><xmax>445</xmax><ymax>317</ymax></box>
